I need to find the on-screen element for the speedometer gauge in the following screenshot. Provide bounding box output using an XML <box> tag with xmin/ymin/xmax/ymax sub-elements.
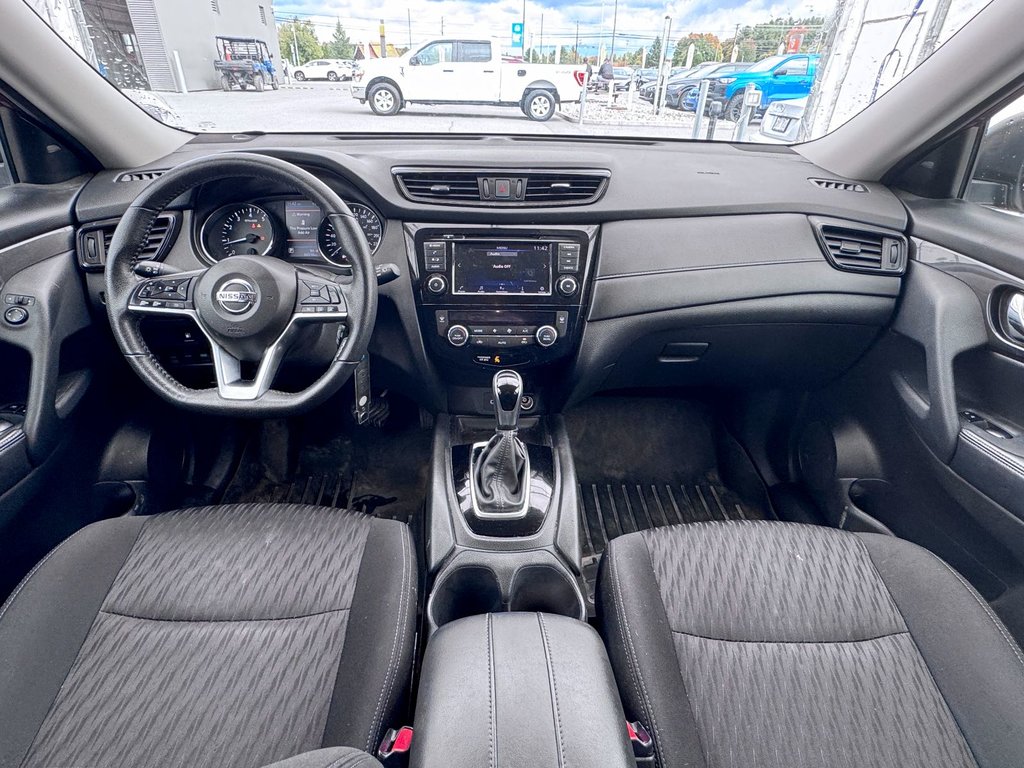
<box><xmin>208</xmin><ymin>204</ymin><xmax>275</xmax><ymax>258</ymax></box>
<box><xmin>318</xmin><ymin>203</ymin><xmax>383</xmax><ymax>266</ymax></box>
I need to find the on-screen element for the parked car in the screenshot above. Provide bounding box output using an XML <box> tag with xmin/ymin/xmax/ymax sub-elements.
<box><xmin>352</xmin><ymin>38</ymin><xmax>584</xmax><ymax>121</ymax></box>
<box><xmin>634</xmin><ymin>67</ymin><xmax>658</xmax><ymax>86</ymax></box>
<box><xmin>666</xmin><ymin>61</ymin><xmax>752</xmax><ymax>109</ymax></box>
<box><xmin>639</xmin><ymin>62</ymin><xmax>717</xmax><ymax>102</ymax></box>
<box><xmin>759</xmin><ymin>96</ymin><xmax>807</xmax><ymax>142</ymax></box>
<box><xmin>293</xmin><ymin>59</ymin><xmax>352</xmax><ymax>82</ymax></box>
<box><xmin>683</xmin><ymin>53</ymin><xmax>820</xmax><ymax>120</ymax></box>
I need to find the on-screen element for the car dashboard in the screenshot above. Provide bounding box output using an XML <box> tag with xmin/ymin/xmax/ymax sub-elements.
<box><xmin>72</xmin><ymin>134</ymin><xmax>909</xmax><ymax>414</ymax></box>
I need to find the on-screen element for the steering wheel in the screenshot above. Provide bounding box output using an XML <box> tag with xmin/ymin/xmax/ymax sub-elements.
<box><xmin>104</xmin><ymin>153</ymin><xmax>377</xmax><ymax>417</ymax></box>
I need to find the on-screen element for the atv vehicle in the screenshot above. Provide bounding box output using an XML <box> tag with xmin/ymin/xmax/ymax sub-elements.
<box><xmin>214</xmin><ymin>36</ymin><xmax>279</xmax><ymax>92</ymax></box>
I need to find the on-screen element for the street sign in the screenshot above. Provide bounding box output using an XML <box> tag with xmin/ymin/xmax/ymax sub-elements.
<box><xmin>511</xmin><ymin>22</ymin><xmax>523</xmax><ymax>48</ymax></box>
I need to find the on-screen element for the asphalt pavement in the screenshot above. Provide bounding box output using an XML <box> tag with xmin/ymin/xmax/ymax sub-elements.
<box><xmin>160</xmin><ymin>81</ymin><xmax>741</xmax><ymax>141</ymax></box>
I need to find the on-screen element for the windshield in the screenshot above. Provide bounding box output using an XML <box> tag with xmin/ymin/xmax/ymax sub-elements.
<box><xmin>22</xmin><ymin>0</ymin><xmax>991</xmax><ymax>144</ymax></box>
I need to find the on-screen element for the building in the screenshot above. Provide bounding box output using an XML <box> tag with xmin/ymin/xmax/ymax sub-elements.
<box><xmin>27</xmin><ymin>0</ymin><xmax>281</xmax><ymax>92</ymax></box>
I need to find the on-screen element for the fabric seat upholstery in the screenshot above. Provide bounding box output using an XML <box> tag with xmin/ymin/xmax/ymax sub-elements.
<box><xmin>598</xmin><ymin>520</ymin><xmax>1024</xmax><ymax>768</ymax></box>
<box><xmin>0</xmin><ymin>503</ymin><xmax>416</xmax><ymax>768</ymax></box>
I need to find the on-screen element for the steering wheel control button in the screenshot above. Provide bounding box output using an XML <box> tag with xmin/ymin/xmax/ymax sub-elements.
<box><xmin>426</xmin><ymin>274</ymin><xmax>448</xmax><ymax>295</ymax></box>
<box><xmin>536</xmin><ymin>325</ymin><xmax>558</xmax><ymax>347</ymax></box>
<box><xmin>447</xmin><ymin>324</ymin><xmax>470</xmax><ymax>347</ymax></box>
<box><xmin>555</xmin><ymin>274</ymin><xmax>580</xmax><ymax>297</ymax></box>
<box><xmin>4</xmin><ymin>306</ymin><xmax>29</xmax><ymax>326</ymax></box>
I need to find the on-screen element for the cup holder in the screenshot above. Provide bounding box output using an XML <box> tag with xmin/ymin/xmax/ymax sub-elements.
<box><xmin>428</xmin><ymin>566</ymin><xmax>503</xmax><ymax>629</ymax></box>
<box><xmin>508</xmin><ymin>564</ymin><xmax>586</xmax><ymax>620</ymax></box>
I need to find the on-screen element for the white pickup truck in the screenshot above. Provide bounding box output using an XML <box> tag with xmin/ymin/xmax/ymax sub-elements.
<box><xmin>351</xmin><ymin>38</ymin><xmax>585</xmax><ymax>121</ymax></box>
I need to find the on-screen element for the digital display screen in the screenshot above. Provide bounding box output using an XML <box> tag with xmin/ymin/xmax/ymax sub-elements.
<box><xmin>452</xmin><ymin>242</ymin><xmax>551</xmax><ymax>296</ymax></box>
<box><xmin>284</xmin><ymin>199</ymin><xmax>322</xmax><ymax>261</ymax></box>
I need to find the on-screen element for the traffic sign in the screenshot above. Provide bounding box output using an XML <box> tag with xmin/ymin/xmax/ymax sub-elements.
<box><xmin>511</xmin><ymin>22</ymin><xmax>523</xmax><ymax>48</ymax></box>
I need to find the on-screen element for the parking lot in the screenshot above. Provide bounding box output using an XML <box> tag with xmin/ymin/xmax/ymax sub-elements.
<box><xmin>160</xmin><ymin>81</ymin><xmax>743</xmax><ymax>141</ymax></box>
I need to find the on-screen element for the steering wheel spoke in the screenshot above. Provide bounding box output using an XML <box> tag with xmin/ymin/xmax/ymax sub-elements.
<box><xmin>127</xmin><ymin>269</ymin><xmax>205</xmax><ymax>318</ymax></box>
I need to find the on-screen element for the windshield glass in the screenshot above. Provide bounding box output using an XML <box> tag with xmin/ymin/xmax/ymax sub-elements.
<box><xmin>21</xmin><ymin>0</ymin><xmax>992</xmax><ymax>143</ymax></box>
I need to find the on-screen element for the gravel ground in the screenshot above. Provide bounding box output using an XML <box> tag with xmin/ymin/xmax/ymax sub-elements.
<box><xmin>159</xmin><ymin>81</ymin><xmax>756</xmax><ymax>142</ymax></box>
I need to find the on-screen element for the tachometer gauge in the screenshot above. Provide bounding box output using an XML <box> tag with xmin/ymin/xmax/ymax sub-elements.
<box><xmin>318</xmin><ymin>203</ymin><xmax>383</xmax><ymax>266</ymax></box>
<box><xmin>206</xmin><ymin>204</ymin><xmax>275</xmax><ymax>259</ymax></box>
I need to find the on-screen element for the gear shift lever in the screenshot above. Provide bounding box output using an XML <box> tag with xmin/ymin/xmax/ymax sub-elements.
<box><xmin>493</xmin><ymin>370</ymin><xmax>523</xmax><ymax>431</ymax></box>
<box><xmin>471</xmin><ymin>370</ymin><xmax>529</xmax><ymax>518</ymax></box>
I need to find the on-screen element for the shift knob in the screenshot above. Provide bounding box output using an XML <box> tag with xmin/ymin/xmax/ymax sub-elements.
<box><xmin>492</xmin><ymin>369</ymin><xmax>523</xmax><ymax>431</ymax></box>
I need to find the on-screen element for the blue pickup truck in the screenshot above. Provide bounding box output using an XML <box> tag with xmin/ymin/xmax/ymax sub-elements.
<box><xmin>682</xmin><ymin>53</ymin><xmax>819</xmax><ymax>120</ymax></box>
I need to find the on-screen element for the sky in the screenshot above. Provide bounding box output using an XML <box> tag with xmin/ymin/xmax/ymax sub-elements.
<box><xmin>273</xmin><ymin>0</ymin><xmax>834</xmax><ymax>57</ymax></box>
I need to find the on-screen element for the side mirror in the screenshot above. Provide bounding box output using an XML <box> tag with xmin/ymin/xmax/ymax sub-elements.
<box><xmin>709</xmin><ymin>101</ymin><xmax>723</xmax><ymax>117</ymax></box>
<box><xmin>773</xmin><ymin>68</ymin><xmax>787</xmax><ymax>77</ymax></box>
<box><xmin>409</xmin><ymin>55</ymin><xmax>420</xmax><ymax>66</ymax></box>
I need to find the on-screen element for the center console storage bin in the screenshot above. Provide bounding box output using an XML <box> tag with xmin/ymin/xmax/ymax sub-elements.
<box><xmin>410</xmin><ymin>612</ymin><xmax>635</xmax><ymax>768</ymax></box>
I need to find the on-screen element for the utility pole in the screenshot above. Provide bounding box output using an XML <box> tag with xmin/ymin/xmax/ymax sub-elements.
<box><xmin>574</xmin><ymin>21</ymin><xmax>580</xmax><ymax>63</ymax></box>
<box><xmin>610</xmin><ymin>0</ymin><xmax>618</xmax><ymax>64</ymax></box>
<box><xmin>407</xmin><ymin>8</ymin><xmax>412</xmax><ymax>48</ymax></box>
<box><xmin>522</xmin><ymin>0</ymin><xmax>527</xmax><ymax>60</ymax></box>
<box><xmin>539</xmin><ymin>13</ymin><xmax>544</xmax><ymax>63</ymax></box>
<box><xmin>440</xmin><ymin>16</ymin><xmax>444</xmax><ymax>34</ymax></box>
<box><xmin>379</xmin><ymin>19</ymin><xmax>386</xmax><ymax>58</ymax></box>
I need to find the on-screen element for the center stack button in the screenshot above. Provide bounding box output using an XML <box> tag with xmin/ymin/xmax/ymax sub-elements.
<box><xmin>447</xmin><ymin>324</ymin><xmax>470</xmax><ymax>347</ymax></box>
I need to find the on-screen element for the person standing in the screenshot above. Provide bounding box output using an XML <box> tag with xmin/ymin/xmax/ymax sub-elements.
<box><xmin>282</xmin><ymin>59</ymin><xmax>291</xmax><ymax>85</ymax></box>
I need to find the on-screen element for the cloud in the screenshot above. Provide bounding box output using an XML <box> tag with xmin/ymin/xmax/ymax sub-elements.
<box><xmin>275</xmin><ymin>0</ymin><xmax>832</xmax><ymax>51</ymax></box>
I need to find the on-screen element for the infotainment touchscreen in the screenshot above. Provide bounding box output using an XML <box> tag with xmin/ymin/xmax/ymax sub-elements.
<box><xmin>452</xmin><ymin>242</ymin><xmax>552</xmax><ymax>296</ymax></box>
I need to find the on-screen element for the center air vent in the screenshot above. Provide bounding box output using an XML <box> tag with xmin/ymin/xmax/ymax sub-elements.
<box><xmin>393</xmin><ymin>168</ymin><xmax>609</xmax><ymax>207</ymax></box>
<box><xmin>78</xmin><ymin>213</ymin><xmax>180</xmax><ymax>271</ymax></box>
<box><xmin>811</xmin><ymin>217</ymin><xmax>907</xmax><ymax>275</ymax></box>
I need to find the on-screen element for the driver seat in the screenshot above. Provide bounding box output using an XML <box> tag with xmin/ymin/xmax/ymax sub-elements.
<box><xmin>0</xmin><ymin>503</ymin><xmax>416</xmax><ymax>768</ymax></box>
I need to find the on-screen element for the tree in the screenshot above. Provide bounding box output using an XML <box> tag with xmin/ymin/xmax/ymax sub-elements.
<box><xmin>278</xmin><ymin>18</ymin><xmax>323</xmax><ymax>65</ymax></box>
<box><xmin>646</xmin><ymin>36</ymin><xmax>662</xmax><ymax>68</ymax></box>
<box><xmin>325</xmin><ymin>19</ymin><xmax>354</xmax><ymax>59</ymax></box>
<box><xmin>672</xmin><ymin>32</ymin><xmax>721</xmax><ymax>67</ymax></box>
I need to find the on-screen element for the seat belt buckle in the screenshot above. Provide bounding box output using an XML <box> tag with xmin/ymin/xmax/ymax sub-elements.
<box><xmin>627</xmin><ymin>720</ymin><xmax>655</xmax><ymax>762</ymax></box>
<box><xmin>377</xmin><ymin>725</ymin><xmax>414</xmax><ymax>766</ymax></box>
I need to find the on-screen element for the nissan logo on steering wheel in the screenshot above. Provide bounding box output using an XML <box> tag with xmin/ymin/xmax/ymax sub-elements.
<box><xmin>216</xmin><ymin>278</ymin><xmax>259</xmax><ymax>314</ymax></box>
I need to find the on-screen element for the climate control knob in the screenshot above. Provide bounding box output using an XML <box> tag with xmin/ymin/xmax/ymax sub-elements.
<box><xmin>447</xmin><ymin>324</ymin><xmax>469</xmax><ymax>347</ymax></box>
<box><xmin>556</xmin><ymin>274</ymin><xmax>579</xmax><ymax>297</ymax></box>
<box><xmin>426</xmin><ymin>273</ymin><xmax>448</xmax><ymax>295</ymax></box>
<box><xmin>535</xmin><ymin>325</ymin><xmax>558</xmax><ymax>348</ymax></box>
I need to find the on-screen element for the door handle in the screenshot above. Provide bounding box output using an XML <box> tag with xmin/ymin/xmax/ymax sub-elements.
<box><xmin>1006</xmin><ymin>292</ymin><xmax>1024</xmax><ymax>343</ymax></box>
<box><xmin>442</xmin><ymin>69</ymin><xmax>454</xmax><ymax>73</ymax></box>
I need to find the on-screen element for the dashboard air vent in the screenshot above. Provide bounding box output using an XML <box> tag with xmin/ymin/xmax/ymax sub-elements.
<box><xmin>79</xmin><ymin>213</ymin><xmax>180</xmax><ymax>272</ymax></box>
<box><xmin>116</xmin><ymin>169</ymin><xmax>168</xmax><ymax>183</ymax></box>
<box><xmin>812</xmin><ymin>218</ymin><xmax>907</xmax><ymax>275</ymax></box>
<box><xmin>393</xmin><ymin>168</ymin><xmax>609</xmax><ymax>207</ymax></box>
<box><xmin>394</xmin><ymin>171</ymin><xmax>482</xmax><ymax>202</ymax></box>
<box><xmin>524</xmin><ymin>172</ymin><xmax>608</xmax><ymax>203</ymax></box>
<box><xmin>809</xmin><ymin>178</ymin><xmax>868</xmax><ymax>193</ymax></box>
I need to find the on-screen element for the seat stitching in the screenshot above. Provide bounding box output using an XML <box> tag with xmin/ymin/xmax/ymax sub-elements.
<box><xmin>610</xmin><ymin>545</ymin><xmax>669</xmax><ymax>768</ymax></box>
<box><xmin>98</xmin><ymin>607</ymin><xmax>350</xmax><ymax>623</ymax></box>
<box><xmin>668</xmin><ymin>627</ymin><xmax>910</xmax><ymax>644</ymax></box>
<box><xmin>364</xmin><ymin>525</ymin><xmax>410</xmax><ymax>752</ymax></box>
<box><xmin>487</xmin><ymin>613</ymin><xmax>497</xmax><ymax>768</ymax></box>
<box><xmin>0</xmin><ymin>532</ymin><xmax>83</xmax><ymax>624</ymax></box>
<box><xmin>537</xmin><ymin>613</ymin><xmax>567</xmax><ymax>768</ymax></box>
<box><xmin>931</xmin><ymin>552</ymin><xmax>1024</xmax><ymax>671</ymax></box>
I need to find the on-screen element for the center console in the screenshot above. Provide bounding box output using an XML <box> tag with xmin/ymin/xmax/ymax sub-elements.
<box><xmin>409</xmin><ymin>225</ymin><xmax>596</xmax><ymax>371</ymax></box>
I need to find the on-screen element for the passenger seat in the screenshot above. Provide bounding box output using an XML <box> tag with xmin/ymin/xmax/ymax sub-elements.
<box><xmin>598</xmin><ymin>521</ymin><xmax>1024</xmax><ymax>768</ymax></box>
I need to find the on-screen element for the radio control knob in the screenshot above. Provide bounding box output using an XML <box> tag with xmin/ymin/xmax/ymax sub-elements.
<box><xmin>556</xmin><ymin>274</ymin><xmax>579</xmax><ymax>297</ymax></box>
<box><xmin>535</xmin><ymin>325</ymin><xmax>558</xmax><ymax>348</ymax></box>
<box><xmin>447</xmin><ymin>324</ymin><xmax>469</xmax><ymax>347</ymax></box>
<box><xmin>426</xmin><ymin>273</ymin><xmax>447</xmax><ymax>295</ymax></box>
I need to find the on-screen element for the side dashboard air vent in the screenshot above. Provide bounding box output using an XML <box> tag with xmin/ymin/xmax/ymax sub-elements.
<box><xmin>811</xmin><ymin>217</ymin><xmax>907</xmax><ymax>275</ymax></box>
<box><xmin>809</xmin><ymin>178</ymin><xmax>868</xmax><ymax>193</ymax></box>
<box><xmin>116</xmin><ymin>169</ymin><xmax>168</xmax><ymax>183</ymax></box>
<box><xmin>392</xmin><ymin>168</ymin><xmax>609</xmax><ymax>206</ymax></box>
<box><xmin>78</xmin><ymin>213</ymin><xmax>180</xmax><ymax>272</ymax></box>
